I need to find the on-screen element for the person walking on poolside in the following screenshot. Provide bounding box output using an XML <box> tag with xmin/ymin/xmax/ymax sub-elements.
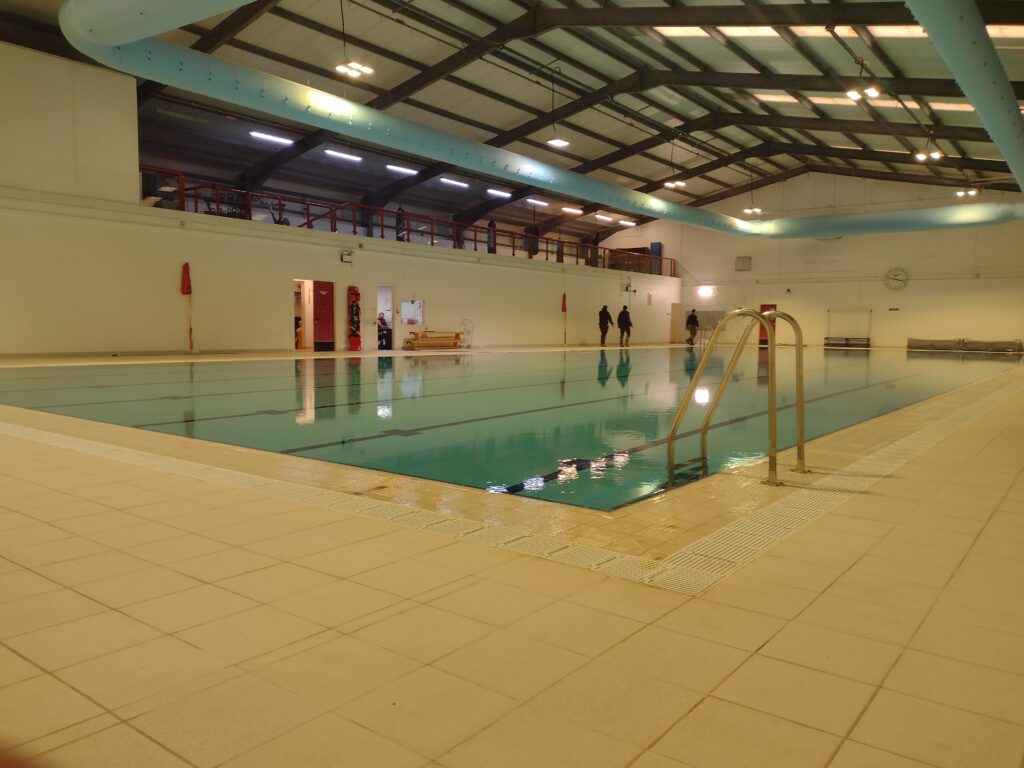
<box><xmin>617</xmin><ymin>305</ymin><xmax>632</xmax><ymax>346</ymax></box>
<box><xmin>686</xmin><ymin>308</ymin><xmax>699</xmax><ymax>346</ymax></box>
<box><xmin>598</xmin><ymin>304</ymin><xmax>613</xmax><ymax>346</ymax></box>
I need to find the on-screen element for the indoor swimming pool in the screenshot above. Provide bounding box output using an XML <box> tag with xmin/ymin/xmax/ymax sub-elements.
<box><xmin>0</xmin><ymin>348</ymin><xmax>1016</xmax><ymax>511</ymax></box>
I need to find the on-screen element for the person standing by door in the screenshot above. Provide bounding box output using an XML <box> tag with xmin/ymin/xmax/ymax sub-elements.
<box><xmin>617</xmin><ymin>305</ymin><xmax>632</xmax><ymax>346</ymax></box>
<box><xmin>598</xmin><ymin>305</ymin><xmax>612</xmax><ymax>346</ymax></box>
<box><xmin>395</xmin><ymin>205</ymin><xmax>407</xmax><ymax>242</ymax></box>
<box><xmin>686</xmin><ymin>308</ymin><xmax>699</xmax><ymax>346</ymax></box>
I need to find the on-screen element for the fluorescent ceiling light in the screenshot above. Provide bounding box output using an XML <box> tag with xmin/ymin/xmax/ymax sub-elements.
<box><xmin>562</xmin><ymin>207</ymin><xmax>583</xmax><ymax>214</ymax></box>
<box><xmin>863</xmin><ymin>86</ymin><xmax>881</xmax><ymax>99</ymax></box>
<box><xmin>249</xmin><ymin>131</ymin><xmax>293</xmax><ymax>145</ymax></box>
<box><xmin>386</xmin><ymin>164</ymin><xmax>417</xmax><ymax>175</ymax></box>
<box><xmin>546</xmin><ymin>137</ymin><xmax>570</xmax><ymax>148</ymax></box>
<box><xmin>348</xmin><ymin>61</ymin><xmax>373</xmax><ymax>74</ymax></box>
<box><xmin>752</xmin><ymin>93</ymin><xmax>978</xmax><ymax>112</ymax></box>
<box><xmin>487</xmin><ymin>189</ymin><xmax>512</xmax><ymax>198</ymax></box>
<box><xmin>439</xmin><ymin>178</ymin><xmax>469</xmax><ymax>188</ymax></box>
<box><xmin>660</xmin><ymin>24</ymin><xmax>1024</xmax><ymax>40</ymax></box>
<box><xmin>619</xmin><ymin>220</ymin><xmax>636</xmax><ymax>227</ymax></box>
<box><xmin>595</xmin><ymin>214</ymin><xmax>613</xmax><ymax>222</ymax></box>
<box><xmin>335</xmin><ymin>64</ymin><xmax>362</xmax><ymax>77</ymax></box>
<box><xmin>525</xmin><ymin>198</ymin><xmax>549</xmax><ymax>206</ymax></box>
<box><xmin>324</xmin><ymin>149</ymin><xmax>362</xmax><ymax>162</ymax></box>
<box><xmin>697</xmin><ymin>286</ymin><xmax>715</xmax><ymax>298</ymax></box>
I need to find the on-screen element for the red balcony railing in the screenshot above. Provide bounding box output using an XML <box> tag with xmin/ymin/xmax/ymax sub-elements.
<box><xmin>138</xmin><ymin>165</ymin><xmax>677</xmax><ymax>278</ymax></box>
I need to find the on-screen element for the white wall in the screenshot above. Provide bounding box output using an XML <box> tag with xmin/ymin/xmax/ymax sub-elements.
<box><xmin>0</xmin><ymin>43</ymin><xmax>138</xmax><ymax>204</ymax></box>
<box><xmin>0</xmin><ymin>189</ymin><xmax>682</xmax><ymax>355</ymax></box>
<box><xmin>603</xmin><ymin>173</ymin><xmax>1024</xmax><ymax>347</ymax></box>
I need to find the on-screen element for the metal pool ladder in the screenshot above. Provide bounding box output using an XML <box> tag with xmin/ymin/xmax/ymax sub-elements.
<box><xmin>666</xmin><ymin>307</ymin><xmax>809</xmax><ymax>487</ymax></box>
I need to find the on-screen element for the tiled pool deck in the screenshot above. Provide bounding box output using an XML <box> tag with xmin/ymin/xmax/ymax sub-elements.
<box><xmin>1</xmin><ymin>348</ymin><xmax>1023</xmax><ymax>767</ymax></box>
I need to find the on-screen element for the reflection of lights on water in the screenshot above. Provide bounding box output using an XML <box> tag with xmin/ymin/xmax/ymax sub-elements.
<box><xmin>612</xmin><ymin>452</ymin><xmax>629</xmax><ymax>468</ymax></box>
<box><xmin>557</xmin><ymin>465</ymin><xmax>579</xmax><ymax>483</ymax></box>
<box><xmin>589</xmin><ymin>458</ymin><xmax>607</xmax><ymax>478</ymax></box>
<box><xmin>376</xmin><ymin>405</ymin><xmax>392</xmax><ymax>419</ymax></box>
<box><xmin>694</xmin><ymin>387</ymin><xmax>710</xmax><ymax>405</ymax></box>
<box><xmin>487</xmin><ymin>485</ymin><xmax>509</xmax><ymax>494</ymax></box>
<box><xmin>721</xmin><ymin>452</ymin><xmax>766</xmax><ymax>470</ymax></box>
<box><xmin>523</xmin><ymin>476</ymin><xmax>545</xmax><ymax>491</ymax></box>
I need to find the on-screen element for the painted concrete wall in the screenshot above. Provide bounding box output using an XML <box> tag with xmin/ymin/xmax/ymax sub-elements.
<box><xmin>0</xmin><ymin>190</ymin><xmax>681</xmax><ymax>355</ymax></box>
<box><xmin>0</xmin><ymin>43</ymin><xmax>138</xmax><ymax>204</ymax></box>
<box><xmin>603</xmin><ymin>173</ymin><xmax>1024</xmax><ymax>348</ymax></box>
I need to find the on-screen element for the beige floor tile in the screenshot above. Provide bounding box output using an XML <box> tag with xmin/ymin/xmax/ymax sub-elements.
<box><xmin>296</xmin><ymin>541</ymin><xmax>404</xmax><ymax>578</ymax></box>
<box><xmin>798</xmin><ymin>594</ymin><xmax>923</xmax><ymax>645</ymax></box>
<box><xmin>272</xmin><ymin>579</ymin><xmax>403</xmax><ymax>626</ymax></box>
<box><xmin>20</xmin><ymin>499</ymin><xmax>110</xmax><ymax>522</ymax></box>
<box><xmin>362</xmin><ymin>528</ymin><xmax>451</xmax><ymax>558</ymax></box>
<box><xmin>0</xmin><ymin>570</ymin><xmax>62</xmax><ymax>603</ymax></box>
<box><xmin>481</xmin><ymin>557</ymin><xmax>605</xmax><ymax>599</ymax></box>
<box><xmin>508</xmin><ymin>600</ymin><xmax>642</xmax><ymax>656</ymax></box>
<box><xmin>202</xmin><ymin>516</ymin><xmax>300</xmax><ymax>546</ymax></box>
<box><xmin>701</xmin><ymin>575</ymin><xmax>819</xmax><ymax>620</ymax></box>
<box><xmin>886</xmin><ymin>649</ymin><xmax>1024</xmax><ymax>725</ymax></box>
<box><xmin>829</xmin><ymin>741</ymin><xmax>940</xmax><ymax>768</ymax></box>
<box><xmin>714</xmin><ymin>654</ymin><xmax>874</xmax><ymax>736</ymax></box>
<box><xmin>841</xmin><ymin>554</ymin><xmax>956</xmax><ymax>590</ymax></box>
<box><xmin>174</xmin><ymin>605</ymin><xmax>325</xmax><ymax>663</ymax></box>
<box><xmin>0</xmin><ymin>644</ymin><xmax>41</xmax><ymax>687</ymax></box>
<box><xmin>814</xmin><ymin>514</ymin><xmax>894</xmax><ymax>538</ymax></box>
<box><xmin>440</xmin><ymin>706</ymin><xmax>642</xmax><ymax>768</ymax></box>
<box><xmin>341</xmin><ymin>666</ymin><xmax>516</xmax><ymax>759</ymax></box>
<box><xmin>530</xmin><ymin>656</ymin><xmax>701</xmax><ymax>746</ymax></box>
<box><xmin>127</xmin><ymin>498</ymin><xmax>216</xmax><ymax>521</ymax></box>
<box><xmin>0</xmin><ymin>523</ymin><xmax>72</xmax><ymax>551</ymax></box>
<box><xmin>911</xmin><ymin>615</ymin><xmax>1024</xmax><ymax>674</ymax></box>
<box><xmin>0</xmin><ymin>675</ymin><xmax>104</xmax><ymax>749</ymax></box>
<box><xmin>0</xmin><ymin>589</ymin><xmax>105</xmax><ymax>638</ymax></box>
<box><xmin>599</xmin><ymin>626</ymin><xmax>748</xmax><ymax>694</ymax></box>
<box><xmin>130</xmin><ymin>674</ymin><xmax>321</xmax><ymax>768</ymax></box>
<box><xmin>4</xmin><ymin>536</ymin><xmax>108</xmax><ymax>568</ymax></box>
<box><xmin>353</xmin><ymin>604</ymin><xmax>493</xmax><ymax>663</ymax></box>
<box><xmin>216</xmin><ymin>563</ymin><xmax>336</xmax><ymax>603</ymax></box>
<box><xmin>761</xmin><ymin>622</ymin><xmax>901</xmax><ymax>684</ymax></box>
<box><xmin>852</xmin><ymin>690</ymin><xmax>1024</xmax><ymax>768</ymax></box>
<box><xmin>734</xmin><ymin>555</ymin><xmax>844</xmax><ymax>593</ymax></box>
<box><xmin>77</xmin><ymin>566</ymin><xmax>201</xmax><ymax>608</ymax></box>
<box><xmin>252</xmin><ymin>634</ymin><xmax>418</xmax><ymax>709</ymax></box>
<box><xmin>56</xmin><ymin>636</ymin><xmax>227</xmax><ymax>710</ymax></box>
<box><xmin>123</xmin><ymin>584</ymin><xmax>258</xmax><ymax>633</ymax></box>
<box><xmin>88</xmin><ymin>521</ymin><xmax>182</xmax><ymax>548</ymax></box>
<box><xmin>435</xmin><ymin>628</ymin><xmax>586</xmax><ymax>700</ymax></box>
<box><xmin>36</xmin><ymin>550</ymin><xmax>151</xmax><ymax>586</ymax></box>
<box><xmin>313</xmin><ymin>516</ymin><xmax>400</xmax><ymax>543</ymax></box>
<box><xmin>656</xmin><ymin>599</ymin><xmax>786</xmax><ymax>651</ymax></box>
<box><xmin>54</xmin><ymin>509</ymin><xmax>142</xmax><ymax>535</ymax></box>
<box><xmin>124</xmin><ymin>533</ymin><xmax>229</xmax><ymax>564</ymax></box>
<box><xmin>827</xmin><ymin>570</ymin><xmax>941</xmax><ymax>613</ymax></box>
<box><xmin>413</xmin><ymin>540</ymin><xmax>517</xmax><ymax>577</ymax></box>
<box><xmin>428</xmin><ymin>579</ymin><xmax>554</xmax><ymax>626</ymax></box>
<box><xmin>653</xmin><ymin>698</ymin><xmax>839</xmax><ymax>768</ymax></box>
<box><xmin>565</xmin><ymin>578</ymin><xmax>689</xmax><ymax>623</ymax></box>
<box><xmin>884</xmin><ymin>524</ymin><xmax>978</xmax><ymax>552</ymax></box>
<box><xmin>351</xmin><ymin>558</ymin><xmax>466</xmax><ymax>599</ymax></box>
<box><xmin>6</xmin><ymin>610</ymin><xmax>161</xmax><ymax>670</ymax></box>
<box><xmin>219</xmin><ymin>713</ymin><xmax>424</xmax><ymax>768</ymax></box>
<box><xmin>87</xmin><ymin>488</ymin><xmax>174</xmax><ymax>509</ymax></box>
<box><xmin>32</xmin><ymin>724</ymin><xmax>191</xmax><ymax>768</ymax></box>
<box><xmin>243</xmin><ymin>530</ymin><xmax>343</xmax><ymax>560</ymax></box>
<box><xmin>12</xmin><ymin>713</ymin><xmax>119</xmax><ymax>763</ymax></box>
<box><xmin>628</xmin><ymin>753</ymin><xmax>692</xmax><ymax>768</ymax></box>
<box><xmin>172</xmin><ymin>548</ymin><xmax>278</xmax><ymax>581</ymax></box>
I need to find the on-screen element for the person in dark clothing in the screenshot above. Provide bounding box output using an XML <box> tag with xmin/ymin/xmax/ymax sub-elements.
<box><xmin>597</xmin><ymin>349</ymin><xmax>610</xmax><ymax>387</ymax></box>
<box><xmin>617</xmin><ymin>305</ymin><xmax>632</xmax><ymax>346</ymax></box>
<box><xmin>686</xmin><ymin>309</ymin><xmax>699</xmax><ymax>346</ymax></box>
<box><xmin>395</xmin><ymin>206</ymin><xmax>407</xmax><ymax>242</ymax></box>
<box><xmin>616</xmin><ymin>349</ymin><xmax>631</xmax><ymax>387</ymax></box>
<box><xmin>598</xmin><ymin>305</ymin><xmax>613</xmax><ymax>346</ymax></box>
<box><xmin>486</xmin><ymin>218</ymin><xmax>497</xmax><ymax>254</ymax></box>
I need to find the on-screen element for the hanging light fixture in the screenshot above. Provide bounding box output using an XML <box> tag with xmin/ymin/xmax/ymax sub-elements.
<box><xmin>663</xmin><ymin>140</ymin><xmax>686</xmax><ymax>189</ymax></box>
<box><xmin>742</xmin><ymin>168</ymin><xmax>762</xmax><ymax>216</ymax></box>
<box><xmin>844</xmin><ymin>59</ymin><xmax>881</xmax><ymax>102</ymax></box>
<box><xmin>335</xmin><ymin>1</ymin><xmax>372</xmax><ymax>79</ymax></box>
<box><xmin>914</xmin><ymin>136</ymin><xmax>943</xmax><ymax>161</ymax></box>
<box><xmin>546</xmin><ymin>67</ymin><xmax>569</xmax><ymax>149</ymax></box>
<box><xmin>955</xmin><ymin>188</ymin><xmax>979</xmax><ymax>198</ymax></box>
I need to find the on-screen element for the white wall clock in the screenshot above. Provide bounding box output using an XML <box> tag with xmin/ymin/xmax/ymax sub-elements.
<box><xmin>884</xmin><ymin>267</ymin><xmax>909</xmax><ymax>290</ymax></box>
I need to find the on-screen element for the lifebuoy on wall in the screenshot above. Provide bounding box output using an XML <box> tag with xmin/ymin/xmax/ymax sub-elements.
<box><xmin>347</xmin><ymin>285</ymin><xmax>361</xmax><ymax>351</ymax></box>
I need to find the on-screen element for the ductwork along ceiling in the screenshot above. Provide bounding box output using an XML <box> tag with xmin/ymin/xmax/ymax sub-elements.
<box><xmin>21</xmin><ymin>0</ymin><xmax>1024</xmax><ymax>237</ymax></box>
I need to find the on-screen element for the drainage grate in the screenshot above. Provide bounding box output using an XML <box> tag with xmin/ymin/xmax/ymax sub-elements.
<box><xmin>647</xmin><ymin>567</ymin><xmax>721</xmax><ymax>595</ymax></box>
<box><xmin>503</xmin><ymin>535</ymin><xmax>572</xmax><ymax>557</ymax></box>
<box><xmin>661</xmin><ymin>551</ymin><xmax>736</xmax><ymax>575</ymax></box>
<box><xmin>548</xmin><ymin>545</ymin><xmax>618</xmax><ymax>569</ymax></box>
<box><xmin>595</xmin><ymin>555</ymin><xmax>664</xmax><ymax>581</ymax></box>
<box><xmin>426</xmin><ymin>518</ymin><xmax>488</xmax><ymax>538</ymax></box>
<box><xmin>462</xmin><ymin>526</ymin><xmax>529</xmax><ymax>548</ymax></box>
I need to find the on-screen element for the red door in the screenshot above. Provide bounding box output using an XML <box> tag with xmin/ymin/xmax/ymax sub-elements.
<box><xmin>759</xmin><ymin>303</ymin><xmax>777</xmax><ymax>346</ymax></box>
<box><xmin>313</xmin><ymin>281</ymin><xmax>335</xmax><ymax>352</ymax></box>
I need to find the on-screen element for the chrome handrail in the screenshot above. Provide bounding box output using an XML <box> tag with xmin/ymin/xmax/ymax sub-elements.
<box><xmin>698</xmin><ymin>318</ymin><xmax>759</xmax><ymax>470</ymax></box>
<box><xmin>763</xmin><ymin>310</ymin><xmax>809</xmax><ymax>474</ymax></box>
<box><xmin>667</xmin><ymin>308</ymin><xmax>778</xmax><ymax>486</ymax></box>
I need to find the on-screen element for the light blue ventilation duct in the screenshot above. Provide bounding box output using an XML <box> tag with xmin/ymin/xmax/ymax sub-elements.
<box><xmin>59</xmin><ymin>0</ymin><xmax>1024</xmax><ymax>239</ymax></box>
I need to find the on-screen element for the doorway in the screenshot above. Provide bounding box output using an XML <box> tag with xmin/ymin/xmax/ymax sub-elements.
<box><xmin>292</xmin><ymin>279</ymin><xmax>314</xmax><ymax>351</ymax></box>
<box><xmin>377</xmin><ymin>285</ymin><xmax>394</xmax><ymax>350</ymax></box>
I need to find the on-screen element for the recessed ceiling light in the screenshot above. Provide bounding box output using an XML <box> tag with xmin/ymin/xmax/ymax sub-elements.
<box><xmin>249</xmin><ymin>131</ymin><xmax>293</xmax><ymax>145</ymax></box>
<box><xmin>439</xmin><ymin>178</ymin><xmax>469</xmax><ymax>188</ymax></box>
<box><xmin>525</xmin><ymin>199</ymin><xmax>549</xmax><ymax>206</ymax></box>
<box><xmin>619</xmin><ymin>220</ymin><xmax>636</xmax><ymax>227</ymax></box>
<box><xmin>487</xmin><ymin>189</ymin><xmax>512</xmax><ymax>198</ymax></box>
<box><xmin>562</xmin><ymin>207</ymin><xmax>583</xmax><ymax>214</ymax></box>
<box><xmin>386</xmin><ymin>164</ymin><xmax>417</xmax><ymax>175</ymax></box>
<box><xmin>595</xmin><ymin>214</ymin><xmax>613</xmax><ymax>222</ymax></box>
<box><xmin>324</xmin><ymin>149</ymin><xmax>362</xmax><ymax>162</ymax></box>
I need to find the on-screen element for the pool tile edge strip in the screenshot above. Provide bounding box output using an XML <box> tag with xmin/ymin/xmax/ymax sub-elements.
<box><xmin>0</xmin><ymin>373</ymin><xmax>1021</xmax><ymax>596</ymax></box>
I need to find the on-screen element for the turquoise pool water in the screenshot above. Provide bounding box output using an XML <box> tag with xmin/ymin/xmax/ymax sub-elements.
<box><xmin>0</xmin><ymin>349</ymin><xmax>1016</xmax><ymax>510</ymax></box>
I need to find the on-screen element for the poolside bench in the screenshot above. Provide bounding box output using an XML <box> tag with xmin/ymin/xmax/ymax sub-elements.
<box><xmin>403</xmin><ymin>330</ymin><xmax>463</xmax><ymax>350</ymax></box>
<box><xmin>824</xmin><ymin>336</ymin><xmax>870</xmax><ymax>348</ymax></box>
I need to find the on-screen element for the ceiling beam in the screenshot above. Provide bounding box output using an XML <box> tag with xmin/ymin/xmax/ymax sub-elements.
<box><xmin>698</xmin><ymin>113</ymin><xmax>990</xmax><ymax>143</ymax></box>
<box><xmin>530</xmin><ymin>3</ymin><xmax>1024</xmax><ymax>29</ymax></box>
<box><xmin>803</xmin><ymin>164</ymin><xmax>1019</xmax><ymax>193</ymax></box>
<box><xmin>763</xmin><ymin>143</ymin><xmax>1010</xmax><ymax>174</ymax></box>
<box><xmin>137</xmin><ymin>0</ymin><xmax>282</xmax><ymax>105</ymax></box>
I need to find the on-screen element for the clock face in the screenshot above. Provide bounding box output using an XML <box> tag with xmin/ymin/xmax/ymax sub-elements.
<box><xmin>884</xmin><ymin>267</ymin><xmax>909</xmax><ymax>290</ymax></box>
